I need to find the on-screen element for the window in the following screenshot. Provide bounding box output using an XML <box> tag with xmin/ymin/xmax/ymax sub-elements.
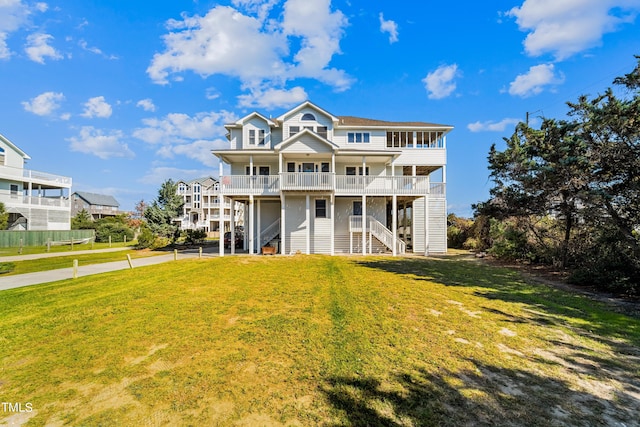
<box><xmin>287</xmin><ymin>162</ymin><xmax>296</xmax><ymax>172</ymax></box>
<box><xmin>301</xmin><ymin>113</ymin><xmax>316</xmax><ymax>121</ymax></box>
<box><xmin>0</xmin><ymin>147</ymin><xmax>4</xmax><ymax>165</ymax></box>
<box><xmin>353</xmin><ymin>201</ymin><xmax>362</xmax><ymax>216</ymax></box>
<box><xmin>346</xmin><ymin>166</ymin><xmax>368</xmax><ymax>175</ymax></box>
<box><xmin>302</xmin><ymin>163</ymin><xmax>315</xmax><ymax>173</ymax></box>
<box><xmin>258</xmin><ymin>129</ymin><xmax>266</xmax><ymax>145</ymax></box>
<box><xmin>317</xmin><ymin>126</ymin><xmax>328</xmax><ymax>139</ymax></box>
<box><xmin>258</xmin><ymin>166</ymin><xmax>270</xmax><ymax>176</ymax></box>
<box><xmin>249</xmin><ymin>129</ymin><xmax>255</xmax><ymax>145</ymax></box>
<box><xmin>246</xmin><ymin>166</ymin><xmax>256</xmax><ymax>175</ymax></box>
<box><xmin>321</xmin><ymin>162</ymin><xmax>330</xmax><ymax>172</ymax></box>
<box><xmin>10</xmin><ymin>184</ymin><xmax>18</xmax><ymax>197</ymax></box>
<box><xmin>347</xmin><ymin>132</ymin><xmax>370</xmax><ymax>143</ymax></box>
<box><xmin>315</xmin><ymin>199</ymin><xmax>327</xmax><ymax>218</ymax></box>
<box><xmin>289</xmin><ymin>126</ymin><xmax>299</xmax><ymax>138</ymax></box>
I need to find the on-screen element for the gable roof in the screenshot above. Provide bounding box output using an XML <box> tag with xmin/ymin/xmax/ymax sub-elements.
<box><xmin>273</xmin><ymin>128</ymin><xmax>339</xmax><ymax>152</ymax></box>
<box><xmin>228</xmin><ymin>112</ymin><xmax>276</xmax><ymax>128</ymax></box>
<box><xmin>73</xmin><ymin>191</ymin><xmax>119</xmax><ymax>207</ymax></box>
<box><xmin>276</xmin><ymin>100</ymin><xmax>339</xmax><ymax>123</ymax></box>
<box><xmin>0</xmin><ymin>132</ymin><xmax>31</xmax><ymax>160</ymax></box>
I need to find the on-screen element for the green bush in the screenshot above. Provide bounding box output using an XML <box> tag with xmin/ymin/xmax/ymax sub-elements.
<box><xmin>95</xmin><ymin>221</ymin><xmax>134</xmax><ymax>243</ymax></box>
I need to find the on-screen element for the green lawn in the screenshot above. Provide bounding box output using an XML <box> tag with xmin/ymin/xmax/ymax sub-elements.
<box><xmin>0</xmin><ymin>255</ymin><xmax>638</xmax><ymax>426</ymax></box>
<box><xmin>0</xmin><ymin>249</ymin><xmax>164</xmax><ymax>276</ymax></box>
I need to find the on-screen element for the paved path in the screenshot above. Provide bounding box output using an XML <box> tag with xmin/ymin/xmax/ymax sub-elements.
<box><xmin>0</xmin><ymin>249</ymin><xmax>218</xmax><ymax>292</ymax></box>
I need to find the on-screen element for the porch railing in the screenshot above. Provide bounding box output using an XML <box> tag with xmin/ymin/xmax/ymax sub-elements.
<box><xmin>216</xmin><ymin>174</ymin><xmax>445</xmax><ymax>196</ymax></box>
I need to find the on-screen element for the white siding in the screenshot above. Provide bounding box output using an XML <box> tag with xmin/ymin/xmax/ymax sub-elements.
<box><xmin>284</xmin><ymin>196</ymin><xmax>307</xmax><ymax>254</ymax></box>
<box><xmin>412</xmin><ymin>196</ymin><xmax>447</xmax><ymax>254</ymax></box>
<box><xmin>311</xmin><ymin>197</ymin><xmax>332</xmax><ymax>254</ymax></box>
<box><xmin>334</xmin><ymin>196</ymin><xmax>386</xmax><ymax>254</ymax></box>
<box><xmin>280</xmin><ymin>135</ymin><xmax>333</xmax><ymax>154</ymax></box>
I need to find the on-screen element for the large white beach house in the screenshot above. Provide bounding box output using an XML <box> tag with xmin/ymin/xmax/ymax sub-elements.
<box><xmin>212</xmin><ymin>101</ymin><xmax>452</xmax><ymax>256</ymax></box>
<box><xmin>0</xmin><ymin>133</ymin><xmax>72</xmax><ymax>230</ymax></box>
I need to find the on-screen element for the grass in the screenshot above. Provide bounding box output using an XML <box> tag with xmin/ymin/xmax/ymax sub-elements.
<box><xmin>0</xmin><ymin>241</ymin><xmax>135</xmax><ymax>257</ymax></box>
<box><xmin>0</xmin><ymin>249</ymin><xmax>163</xmax><ymax>276</ymax></box>
<box><xmin>0</xmin><ymin>254</ymin><xmax>639</xmax><ymax>426</ymax></box>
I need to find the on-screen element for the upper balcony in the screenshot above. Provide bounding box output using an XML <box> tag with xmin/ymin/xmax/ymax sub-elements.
<box><xmin>0</xmin><ymin>165</ymin><xmax>72</xmax><ymax>188</ymax></box>
<box><xmin>218</xmin><ymin>173</ymin><xmax>445</xmax><ymax>197</ymax></box>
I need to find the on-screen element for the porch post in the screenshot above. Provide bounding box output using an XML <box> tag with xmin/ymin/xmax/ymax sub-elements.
<box><xmin>280</xmin><ymin>194</ymin><xmax>286</xmax><ymax>255</ymax></box>
<box><xmin>218</xmin><ymin>199</ymin><xmax>224</xmax><ymax>257</ymax></box>
<box><xmin>362</xmin><ymin>194</ymin><xmax>367</xmax><ymax>255</ymax></box>
<box><xmin>392</xmin><ymin>194</ymin><xmax>397</xmax><ymax>256</ymax></box>
<box><xmin>257</xmin><ymin>199</ymin><xmax>261</xmax><ymax>250</ymax></box>
<box><xmin>330</xmin><ymin>193</ymin><xmax>335</xmax><ymax>256</ymax></box>
<box><xmin>306</xmin><ymin>195</ymin><xmax>311</xmax><ymax>255</ymax></box>
<box><xmin>249</xmin><ymin>195</ymin><xmax>254</xmax><ymax>254</ymax></box>
<box><xmin>362</xmin><ymin>155</ymin><xmax>367</xmax><ymax>255</ymax></box>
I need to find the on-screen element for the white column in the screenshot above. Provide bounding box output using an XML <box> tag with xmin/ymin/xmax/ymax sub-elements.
<box><xmin>249</xmin><ymin>195</ymin><xmax>254</xmax><ymax>254</ymax></box>
<box><xmin>330</xmin><ymin>193</ymin><xmax>335</xmax><ymax>256</ymax></box>
<box><xmin>362</xmin><ymin>194</ymin><xmax>367</xmax><ymax>255</ymax></box>
<box><xmin>257</xmin><ymin>199</ymin><xmax>262</xmax><ymax>250</ymax></box>
<box><xmin>218</xmin><ymin>197</ymin><xmax>224</xmax><ymax>258</ymax></box>
<box><xmin>306</xmin><ymin>195</ymin><xmax>311</xmax><ymax>255</ymax></box>
<box><xmin>280</xmin><ymin>195</ymin><xmax>286</xmax><ymax>255</ymax></box>
<box><xmin>392</xmin><ymin>195</ymin><xmax>397</xmax><ymax>256</ymax></box>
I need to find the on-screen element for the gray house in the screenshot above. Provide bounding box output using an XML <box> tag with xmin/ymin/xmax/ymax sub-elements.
<box><xmin>71</xmin><ymin>191</ymin><xmax>120</xmax><ymax>220</ymax></box>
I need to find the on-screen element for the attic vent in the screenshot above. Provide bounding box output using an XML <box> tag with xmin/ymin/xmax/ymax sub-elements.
<box><xmin>301</xmin><ymin>113</ymin><xmax>316</xmax><ymax>121</ymax></box>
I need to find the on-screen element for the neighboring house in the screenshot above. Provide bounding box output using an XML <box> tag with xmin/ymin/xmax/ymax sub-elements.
<box><xmin>0</xmin><ymin>133</ymin><xmax>72</xmax><ymax>230</ymax></box>
<box><xmin>211</xmin><ymin>101</ymin><xmax>452</xmax><ymax>256</ymax></box>
<box><xmin>175</xmin><ymin>177</ymin><xmax>244</xmax><ymax>234</ymax></box>
<box><xmin>71</xmin><ymin>191</ymin><xmax>120</xmax><ymax>220</ymax></box>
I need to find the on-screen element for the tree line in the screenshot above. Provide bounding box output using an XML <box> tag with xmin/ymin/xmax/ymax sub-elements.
<box><xmin>451</xmin><ymin>56</ymin><xmax>640</xmax><ymax>296</ymax></box>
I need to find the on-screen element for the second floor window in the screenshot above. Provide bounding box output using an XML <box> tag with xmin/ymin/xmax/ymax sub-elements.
<box><xmin>258</xmin><ymin>129</ymin><xmax>266</xmax><ymax>145</ymax></box>
<box><xmin>317</xmin><ymin>126</ymin><xmax>328</xmax><ymax>139</ymax></box>
<box><xmin>289</xmin><ymin>126</ymin><xmax>299</xmax><ymax>138</ymax></box>
<box><xmin>348</xmin><ymin>132</ymin><xmax>370</xmax><ymax>143</ymax></box>
<box><xmin>249</xmin><ymin>130</ymin><xmax>255</xmax><ymax>145</ymax></box>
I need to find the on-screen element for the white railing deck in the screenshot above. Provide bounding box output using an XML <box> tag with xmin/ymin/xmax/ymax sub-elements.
<box><xmin>217</xmin><ymin>173</ymin><xmax>446</xmax><ymax>197</ymax></box>
<box><xmin>0</xmin><ymin>193</ymin><xmax>70</xmax><ymax>208</ymax></box>
<box><xmin>0</xmin><ymin>165</ymin><xmax>72</xmax><ymax>187</ymax></box>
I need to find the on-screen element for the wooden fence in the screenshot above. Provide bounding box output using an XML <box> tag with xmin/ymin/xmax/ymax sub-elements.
<box><xmin>0</xmin><ymin>230</ymin><xmax>95</xmax><ymax>247</ymax></box>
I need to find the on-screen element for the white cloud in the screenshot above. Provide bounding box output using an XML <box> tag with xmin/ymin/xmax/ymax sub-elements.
<box><xmin>134</xmin><ymin>110</ymin><xmax>236</xmax><ymax>145</ymax></box>
<box><xmin>422</xmin><ymin>64</ymin><xmax>461</xmax><ymax>99</ymax></box>
<box><xmin>82</xmin><ymin>96</ymin><xmax>113</xmax><ymax>118</ymax></box>
<box><xmin>22</xmin><ymin>91</ymin><xmax>65</xmax><ymax>116</ymax></box>
<box><xmin>159</xmin><ymin>139</ymin><xmax>227</xmax><ymax>167</ymax></box>
<box><xmin>467</xmin><ymin>118</ymin><xmax>521</xmax><ymax>132</ymax></box>
<box><xmin>25</xmin><ymin>33</ymin><xmax>62</xmax><ymax>63</ymax></box>
<box><xmin>0</xmin><ymin>33</ymin><xmax>11</xmax><ymax>59</ymax></box>
<box><xmin>147</xmin><ymin>0</ymin><xmax>353</xmax><ymax>101</ymax></box>
<box><xmin>506</xmin><ymin>0</ymin><xmax>640</xmax><ymax>60</ymax></box>
<box><xmin>237</xmin><ymin>85</ymin><xmax>307</xmax><ymax>109</ymax></box>
<box><xmin>0</xmin><ymin>0</ymin><xmax>49</xmax><ymax>59</ymax></box>
<box><xmin>133</xmin><ymin>110</ymin><xmax>237</xmax><ymax>166</ymax></box>
<box><xmin>78</xmin><ymin>39</ymin><xmax>118</xmax><ymax>59</ymax></box>
<box><xmin>68</xmin><ymin>126</ymin><xmax>135</xmax><ymax>160</ymax></box>
<box><xmin>508</xmin><ymin>63</ymin><xmax>564</xmax><ymax>97</ymax></box>
<box><xmin>136</xmin><ymin>98</ymin><xmax>156</xmax><ymax>112</ymax></box>
<box><xmin>379</xmin><ymin>13</ymin><xmax>399</xmax><ymax>44</ymax></box>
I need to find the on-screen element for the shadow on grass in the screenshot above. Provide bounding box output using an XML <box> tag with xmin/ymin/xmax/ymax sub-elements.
<box><xmin>322</xmin><ymin>360</ymin><xmax>637</xmax><ymax>427</ymax></box>
<box><xmin>355</xmin><ymin>257</ymin><xmax>640</xmax><ymax>341</ymax></box>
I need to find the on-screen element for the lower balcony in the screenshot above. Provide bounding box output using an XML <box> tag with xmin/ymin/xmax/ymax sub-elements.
<box><xmin>218</xmin><ymin>173</ymin><xmax>445</xmax><ymax>197</ymax></box>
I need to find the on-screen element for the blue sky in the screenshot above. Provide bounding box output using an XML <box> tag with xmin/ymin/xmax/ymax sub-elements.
<box><xmin>1</xmin><ymin>0</ymin><xmax>639</xmax><ymax>216</ymax></box>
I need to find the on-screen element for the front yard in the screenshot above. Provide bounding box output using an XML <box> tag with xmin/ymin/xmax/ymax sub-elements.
<box><xmin>0</xmin><ymin>254</ymin><xmax>638</xmax><ymax>426</ymax></box>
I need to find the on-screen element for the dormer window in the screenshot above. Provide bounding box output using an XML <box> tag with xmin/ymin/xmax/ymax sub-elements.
<box><xmin>249</xmin><ymin>129</ymin><xmax>255</xmax><ymax>145</ymax></box>
<box><xmin>301</xmin><ymin>113</ymin><xmax>316</xmax><ymax>121</ymax></box>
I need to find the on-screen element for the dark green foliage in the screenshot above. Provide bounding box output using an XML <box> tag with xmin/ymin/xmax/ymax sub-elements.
<box><xmin>477</xmin><ymin>56</ymin><xmax>640</xmax><ymax>295</ymax></box>
<box><xmin>71</xmin><ymin>209</ymin><xmax>93</xmax><ymax>230</ymax></box>
<box><xmin>143</xmin><ymin>179</ymin><xmax>184</xmax><ymax>241</ymax></box>
<box><xmin>184</xmin><ymin>229</ymin><xmax>207</xmax><ymax>245</ymax></box>
<box><xmin>94</xmin><ymin>215</ymin><xmax>134</xmax><ymax>243</ymax></box>
<box><xmin>0</xmin><ymin>202</ymin><xmax>8</xmax><ymax>230</ymax></box>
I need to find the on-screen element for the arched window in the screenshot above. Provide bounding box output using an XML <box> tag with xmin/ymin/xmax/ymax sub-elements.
<box><xmin>301</xmin><ymin>113</ymin><xmax>316</xmax><ymax>121</ymax></box>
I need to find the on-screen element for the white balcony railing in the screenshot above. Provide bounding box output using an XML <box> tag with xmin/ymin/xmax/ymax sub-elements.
<box><xmin>0</xmin><ymin>193</ymin><xmax>70</xmax><ymax>208</ymax></box>
<box><xmin>0</xmin><ymin>165</ymin><xmax>72</xmax><ymax>187</ymax></box>
<box><xmin>215</xmin><ymin>174</ymin><xmax>446</xmax><ymax>197</ymax></box>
